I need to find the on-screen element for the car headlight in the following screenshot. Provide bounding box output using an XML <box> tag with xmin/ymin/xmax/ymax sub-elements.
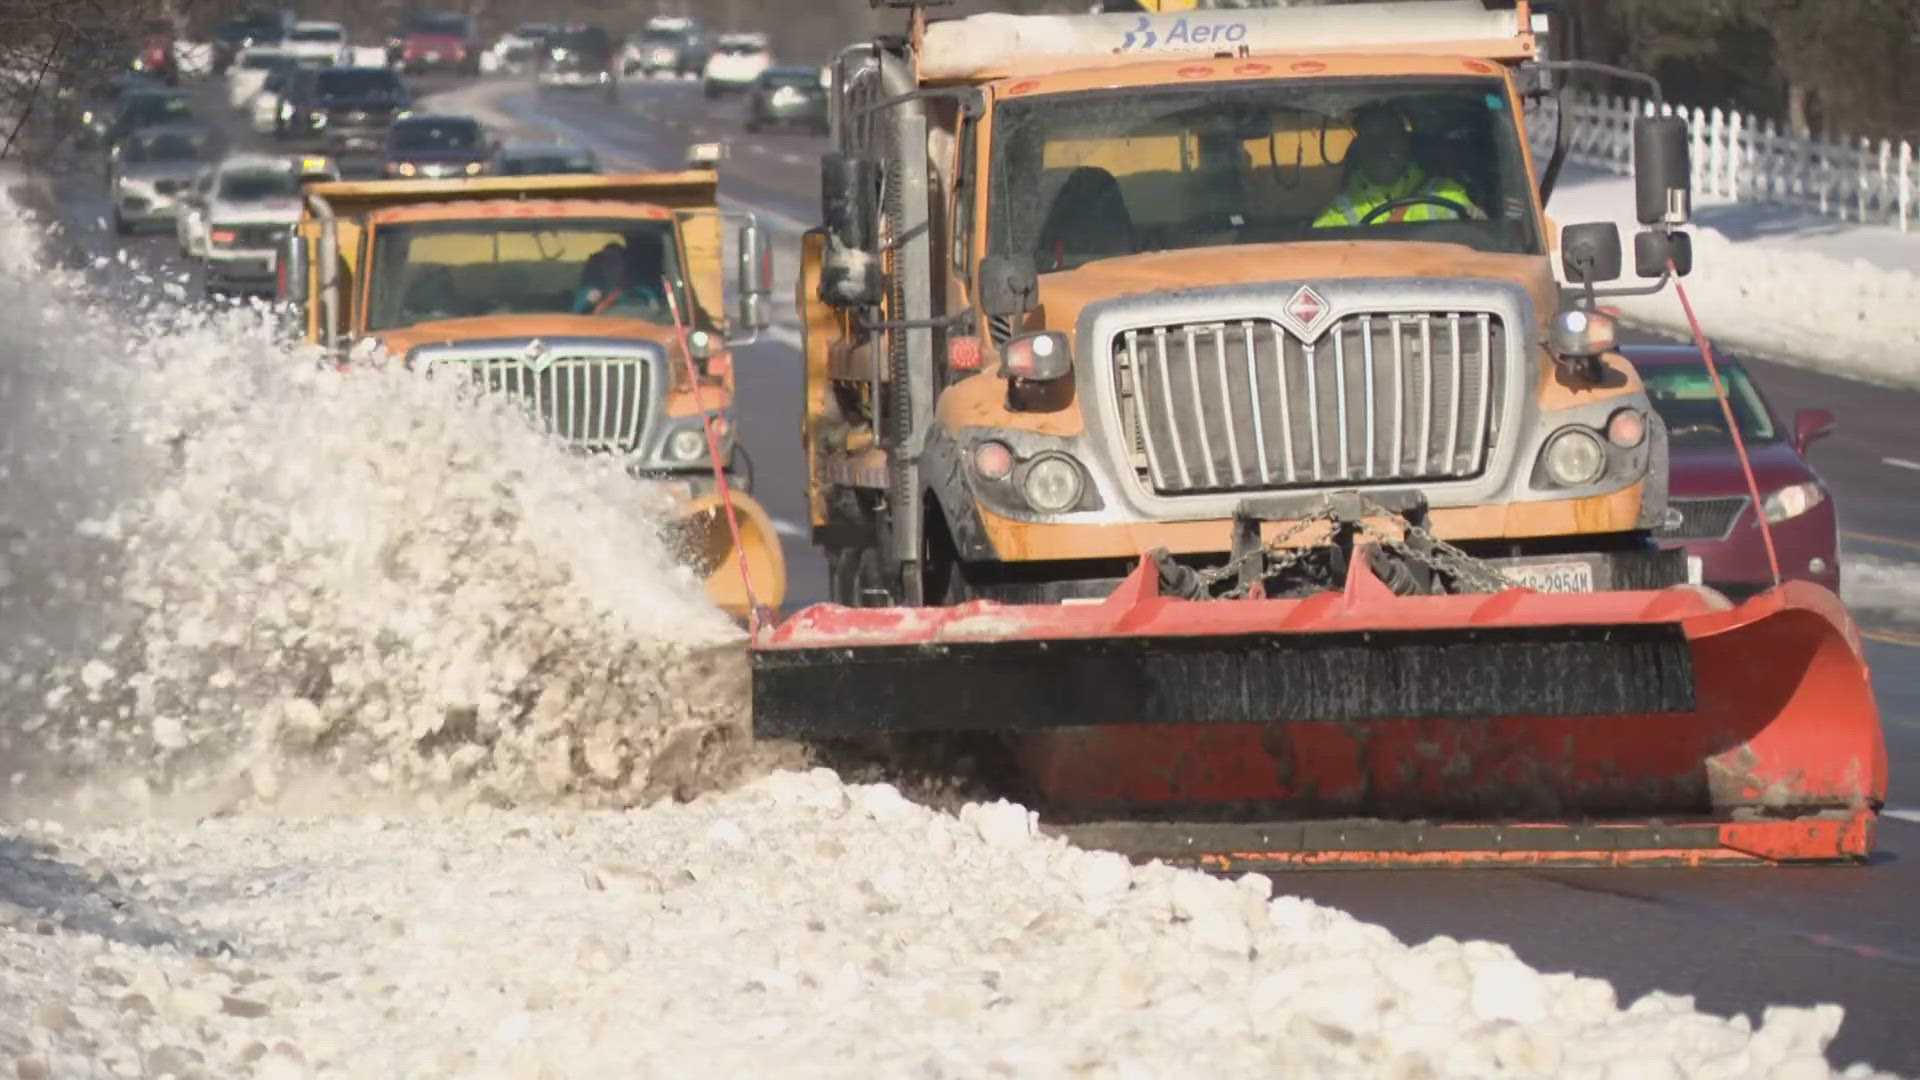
<box><xmin>1022</xmin><ymin>455</ymin><xmax>1085</xmax><ymax>514</ymax></box>
<box><xmin>667</xmin><ymin>428</ymin><xmax>708</xmax><ymax>463</ymax></box>
<box><xmin>280</xmin><ymin>101</ymin><xmax>294</xmax><ymax>119</ymax></box>
<box><xmin>1543</xmin><ymin>427</ymin><xmax>1606</xmax><ymax>487</ymax></box>
<box><xmin>1762</xmin><ymin>481</ymin><xmax>1826</xmax><ymax>524</ymax></box>
<box><xmin>464</xmin><ymin>161</ymin><xmax>484</xmax><ymax>176</ymax></box>
<box><xmin>309</xmin><ymin>112</ymin><xmax>326</xmax><ymax>127</ymax></box>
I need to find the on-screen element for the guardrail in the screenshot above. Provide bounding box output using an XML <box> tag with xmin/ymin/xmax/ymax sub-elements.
<box><xmin>1537</xmin><ymin>92</ymin><xmax>1915</xmax><ymax>234</ymax></box>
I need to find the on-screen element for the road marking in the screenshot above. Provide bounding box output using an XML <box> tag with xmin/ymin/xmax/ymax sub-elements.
<box><xmin>1844</xmin><ymin>529</ymin><xmax>1920</xmax><ymax>555</ymax></box>
<box><xmin>779</xmin><ymin>153</ymin><xmax>809</xmax><ymax>166</ymax></box>
<box><xmin>1885</xmin><ymin>808</ymin><xmax>1920</xmax><ymax>825</ymax></box>
<box><xmin>1862</xmin><ymin>626</ymin><xmax>1920</xmax><ymax>649</ymax></box>
<box><xmin>772</xmin><ymin>517</ymin><xmax>809</xmax><ymax>540</ymax></box>
<box><xmin>1885</xmin><ymin>457</ymin><xmax>1920</xmax><ymax>471</ymax></box>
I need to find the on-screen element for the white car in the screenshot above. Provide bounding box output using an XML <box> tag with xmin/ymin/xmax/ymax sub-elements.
<box><xmin>226</xmin><ymin>47</ymin><xmax>290</xmax><ymax>111</ymax></box>
<box><xmin>702</xmin><ymin>33</ymin><xmax>770</xmax><ymax>98</ymax></box>
<box><xmin>177</xmin><ymin>155</ymin><xmax>312</xmax><ymax>297</ymax></box>
<box><xmin>250</xmin><ymin>68</ymin><xmax>289</xmax><ymax>134</ymax></box>
<box><xmin>483</xmin><ymin>23</ymin><xmax>555</xmax><ymax>77</ymax></box>
<box><xmin>282</xmin><ymin>21</ymin><xmax>348</xmax><ymax>68</ymax></box>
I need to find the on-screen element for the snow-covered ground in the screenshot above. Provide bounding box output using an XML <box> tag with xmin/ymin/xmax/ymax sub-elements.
<box><xmin>0</xmin><ymin>173</ymin><xmax>1903</xmax><ymax>1078</ymax></box>
<box><xmin>1547</xmin><ymin>167</ymin><xmax>1920</xmax><ymax>392</ymax></box>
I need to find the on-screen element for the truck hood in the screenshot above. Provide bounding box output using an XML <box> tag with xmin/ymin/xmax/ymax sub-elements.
<box><xmin>1032</xmin><ymin>241</ymin><xmax>1559</xmax><ymax>341</ymax></box>
<box><xmin>371</xmin><ymin>314</ymin><xmax>679</xmax><ymax>357</ymax></box>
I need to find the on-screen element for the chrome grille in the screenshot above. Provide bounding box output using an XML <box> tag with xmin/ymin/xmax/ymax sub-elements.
<box><xmin>1112</xmin><ymin>312</ymin><xmax>1504</xmax><ymax>494</ymax></box>
<box><xmin>1658</xmin><ymin>496</ymin><xmax>1748</xmax><ymax>541</ymax></box>
<box><xmin>228</xmin><ymin>224</ymin><xmax>289</xmax><ymax>249</ymax></box>
<box><xmin>437</xmin><ymin>354</ymin><xmax>655</xmax><ymax>451</ymax></box>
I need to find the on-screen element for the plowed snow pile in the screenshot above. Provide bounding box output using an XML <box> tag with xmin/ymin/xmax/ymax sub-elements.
<box><xmin>0</xmin><ymin>186</ymin><xmax>1896</xmax><ymax>1079</ymax></box>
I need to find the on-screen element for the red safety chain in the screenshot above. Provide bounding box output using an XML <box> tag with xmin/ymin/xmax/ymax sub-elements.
<box><xmin>662</xmin><ymin>280</ymin><xmax>766</xmax><ymax>633</ymax></box>
<box><xmin>1668</xmin><ymin>259</ymin><xmax>1782</xmax><ymax>587</ymax></box>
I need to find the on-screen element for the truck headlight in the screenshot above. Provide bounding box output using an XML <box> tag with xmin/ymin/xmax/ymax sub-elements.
<box><xmin>1022</xmin><ymin>455</ymin><xmax>1085</xmax><ymax>514</ymax></box>
<box><xmin>667</xmin><ymin>428</ymin><xmax>708</xmax><ymax>462</ymax></box>
<box><xmin>1762</xmin><ymin>482</ymin><xmax>1825</xmax><ymax>524</ymax></box>
<box><xmin>1543</xmin><ymin>427</ymin><xmax>1606</xmax><ymax>487</ymax></box>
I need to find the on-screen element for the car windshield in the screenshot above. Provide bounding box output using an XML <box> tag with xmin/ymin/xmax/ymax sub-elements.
<box><xmin>500</xmin><ymin>154</ymin><xmax>596</xmax><ymax>175</ymax></box>
<box><xmin>411</xmin><ymin>15</ymin><xmax>469</xmax><ymax>35</ymax></box>
<box><xmin>1639</xmin><ymin>361</ymin><xmax>1780</xmax><ymax>445</ymax></box>
<box><xmin>220</xmin><ymin>170</ymin><xmax>298</xmax><ymax>199</ymax></box>
<box><xmin>718</xmin><ymin>45</ymin><xmax>764</xmax><ymax>56</ymax></box>
<box><xmin>989</xmin><ymin>77</ymin><xmax>1540</xmax><ymax>272</ymax></box>
<box><xmin>764</xmin><ymin>70</ymin><xmax>820</xmax><ymax>88</ymax></box>
<box><xmin>129</xmin><ymin>132</ymin><xmax>202</xmax><ymax>162</ymax></box>
<box><xmin>291</xmin><ymin>27</ymin><xmax>341</xmax><ymax>42</ymax></box>
<box><xmin>641</xmin><ymin>31</ymin><xmax>684</xmax><ymax>45</ymax></box>
<box><xmin>367</xmin><ymin>220</ymin><xmax>688</xmax><ymax>330</ymax></box>
<box><xmin>240</xmin><ymin>52</ymin><xmax>290</xmax><ymax>70</ymax></box>
<box><xmin>128</xmin><ymin>95</ymin><xmax>192</xmax><ymax>123</ymax></box>
<box><xmin>317</xmin><ymin>69</ymin><xmax>403</xmax><ymax>97</ymax></box>
<box><xmin>390</xmin><ymin>120</ymin><xmax>481</xmax><ymax>151</ymax></box>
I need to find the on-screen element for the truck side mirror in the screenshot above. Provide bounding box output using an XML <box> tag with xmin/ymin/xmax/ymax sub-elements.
<box><xmin>735</xmin><ymin>222</ymin><xmax>771</xmax><ymax>334</ymax></box>
<box><xmin>979</xmin><ymin>253</ymin><xmax>1039</xmax><ymax>320</ymax></box>
<box><xmin>1561</xmin><ymin>223</ymin><xmax>1622</xmax><ymax>286</ymax></box>
<box><xmin>1634</xmin><ymin>114</ymin><xmax>1691</xmax><ymax>227</ymax></box>
<box><xmin>1634</xmin><ymin>229</ymin><xmax>1692</xmax><ymax>279</ymax></box>
<box><xmin>821</xmin><ymin>152</ymin><xmax>876</xmax><ymax>253</ymax></box>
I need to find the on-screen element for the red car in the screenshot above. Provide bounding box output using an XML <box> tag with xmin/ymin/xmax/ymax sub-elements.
<box><xmin>397</xmin><ymin>12</ymin><xmax>480</xmax><ymax>75</ymax></box>
<box><xmin>1625</xmin><ymin>345</ymin><xmax>1839</xmax><ymax>601</ymax></box>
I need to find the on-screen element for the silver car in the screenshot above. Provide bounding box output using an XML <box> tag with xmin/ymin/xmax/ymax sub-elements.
<box><xmin>109</xmin><ymin>124</ymin><xmax>214</xmax><ymax>235</ymax></box>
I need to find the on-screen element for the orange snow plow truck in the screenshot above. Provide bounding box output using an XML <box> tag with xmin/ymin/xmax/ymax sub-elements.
<box><xmin>280</xmin><ymin>167</ymin><xmax>786</xmax><ymax>618</ymax></box>
<box><xmin>752</xmin><ymin>0</ymin><xmax>1885</xmax><ymax>869</ymax></box>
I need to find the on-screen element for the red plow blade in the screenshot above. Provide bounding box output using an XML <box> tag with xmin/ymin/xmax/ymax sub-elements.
<box><xmin>751</xmin><ymin>552</ymin><xmax>1887</xmax><ymax>868</ymax></box>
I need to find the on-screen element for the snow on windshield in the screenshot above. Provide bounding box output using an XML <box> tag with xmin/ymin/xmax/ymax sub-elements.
<box><xmin>218</xmin><ymin>170</ymin><xmax>299</xmax><ymax>201</ymax></box>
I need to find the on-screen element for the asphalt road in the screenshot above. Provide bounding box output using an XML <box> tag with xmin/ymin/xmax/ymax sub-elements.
<box><xmin>45</xmin><ymin>71</ymin><xmax>1920</xmax><ymax>1074</ymax></box>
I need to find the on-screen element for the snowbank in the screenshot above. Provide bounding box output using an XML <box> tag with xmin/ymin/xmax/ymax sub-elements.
<box><xmin>0</xmin><ymin>177</ymin><xmax>761</xmax><ymax>819</ymax></box>
<box><xmin>0</xmin><ymin>773</ymin><xmax>1896</xmax><ymax>1080</ymax></box>
<box><xmin>1842</xmin><ymin>555</ymin><xmax>1920</xmax><ymax>627</ymax></box>
<box><xmin>1549</xmin><ymin>174</ymin><xmax>1920</xmax><ymax>391</ymax></box>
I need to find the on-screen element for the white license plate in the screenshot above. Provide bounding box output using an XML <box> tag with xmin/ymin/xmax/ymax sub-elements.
<box><xmin>1508</xmin><ymin>561</ymin><xmax>1595</xmax><ymax>594</ymax></box>
<box><xmin>1686</xmin><ymin>555</ymin><xmax>1704</xmax><ymax>585</ymax></box>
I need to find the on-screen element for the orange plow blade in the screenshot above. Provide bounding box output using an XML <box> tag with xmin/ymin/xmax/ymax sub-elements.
<box><xmin>751</xmin><ymin>552</ymin><xmax>1886</xmax><ymax>868</ymax></box>
<box><xmin>667</xmin><ymin>491</ymin><xmax>787</xmax><ymax>621</ymax></box>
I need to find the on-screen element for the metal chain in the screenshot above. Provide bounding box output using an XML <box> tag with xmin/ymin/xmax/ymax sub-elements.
<box><xmin>1193</xmin><ymin>509</ymin><xmax>1334</xmax><ymax>598</ymax></box>
<box><xmin>1348</xmin><ymin>497</ymin><xmax>1518</xmax><ymax>594</ymax></box>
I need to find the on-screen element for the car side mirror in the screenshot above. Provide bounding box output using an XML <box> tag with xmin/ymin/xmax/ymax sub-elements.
<box><xmin>1560</xmin><ymin>222</ymin><xmax>1622</xmax><ymax>286</ymax></box>
<box><xmin>1793</xmin><ymin>408</ymin><xmax>1836</xmax><ymax>455</ymax></box>
<box><xmin>1634</xmin><ymin>229</ymin><xmax>1692</xmax><ymax>278</ymax></box>
<box><xmin>735</xmin><ymin>221</ymin><xmax>772</xmax><ymax>336</ymax></box>
<box><xmin>1634</xmin><ymin>114</ymin><xmax>1692</xmax><ymax>227</ymax></box>
<box><xmin>979</xmin><ymin>253</ymin><xmax>1039</xmax><ymax>320</ymax></box>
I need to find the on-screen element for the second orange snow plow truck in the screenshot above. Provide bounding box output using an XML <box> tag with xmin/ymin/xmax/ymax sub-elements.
<box><xmin>753</xmin><ymin>0</ymin><xmax>1886</xmax><ymax>867</ymax></box>
<box><xmin>281</xmin><ymin>167</ymin><xmax>786</xmax><ymax>618</ymax></box>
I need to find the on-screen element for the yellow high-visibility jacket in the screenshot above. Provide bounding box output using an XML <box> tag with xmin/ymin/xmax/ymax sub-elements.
<box><xmin>1313</xmin><ymin>166</ymin><xmax>1481</xmax><ymax>228</ymax></box>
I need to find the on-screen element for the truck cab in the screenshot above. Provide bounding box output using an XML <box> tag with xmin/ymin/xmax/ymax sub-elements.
<box><xmin>803</xmin><ymin>0</ymin><xmax>1696</xmax><ymax>607</ymax></box>
<box><xmin>283</xmin><ymin>171</ymin><xmax>774</xmax><ymax>493</ymax></box>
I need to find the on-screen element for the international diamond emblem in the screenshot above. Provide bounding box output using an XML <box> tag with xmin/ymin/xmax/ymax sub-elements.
<box><xmin>523</xmin><ymin>339</ymin><xmax>554</xmax><ymax>373</ymax></box>
<box><xmin>1280</xmin><ymin>284</ymin><xmax>1333</xmax><ymax>341</ymax></box>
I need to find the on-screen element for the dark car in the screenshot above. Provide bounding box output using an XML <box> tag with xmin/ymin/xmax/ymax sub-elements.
<box><xmin>383</xmin><ymin>114</ymin><xmax>492</xmax><ymax>178</ymax></box>
<box><xmin>1625</xmin><ymin>344</ymin><xmax>1840</xmax><ymax>601</ymax></box>
<box><xmin>537</xmin><ymin>23</ymin><xmax>617</xmax><ymax>98</ymax></box>
<box><xmin>70</xmin><ymin>72</ymin><xmax>160</xmax><ymax>148</ymax></box>
<box><xmin>745</xmin><ymin>66</ymin><xmax>829</xmax><ymax>135</ymax></box>
<box><xmin>212</xmin><ymin>9</ymin><xmax>293</xmax><ymax>74</ymax></box>
<box><xmin>396</xmin><ymin>12</ymin><xmax>481</xmax><ymax>75</ymax></box>
<box><xmin>107</xmin><ymin>89</ymin><xmax>195</xmax><ymax>159</ymax></box>
<box><xmin>489</xmin><ymin>141</ymin><xmax>600</xmax><ymax>176</ymax></box>
<box><xmin>284</xmin><ymin>67</ymin><xmax>411</xmax><ymax>152</ymax></box>
<box><xmin>625</xmin><ymin>17</ymin><xmax>709</xmax><ymax>79</ymax></box>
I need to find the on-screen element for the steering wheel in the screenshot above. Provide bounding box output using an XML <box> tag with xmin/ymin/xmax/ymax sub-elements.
<box><xmin>1359</xmin><ymin>195</ymin><xmax>1477</xmax><ymax>225</ymax></box>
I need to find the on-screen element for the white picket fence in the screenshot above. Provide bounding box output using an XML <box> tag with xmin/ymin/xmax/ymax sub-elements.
<box><xmin>1539</xmin><ymin>92</ymin><xmax>1916</xmax><ymax>234</ymax></box>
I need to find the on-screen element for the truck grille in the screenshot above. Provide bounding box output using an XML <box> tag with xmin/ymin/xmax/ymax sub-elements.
<box><xmin>1111</xmin><ymin>312</ymin><xmax>1505</xmax><ymax>494</ymax></box>
<box><xmin>436</xmin><ymin>353</ymin><xmax>655</xmax><ymax>451</ymax></box>
<box><xmin>227</xmin><ymin>224</ymin><xmax>289</xmax><ymax>249</ymax></box>
<box><xmin>1658</xmin><ymin>496</ymin><xmax>1748</xmax><ymax>541</ymax></box>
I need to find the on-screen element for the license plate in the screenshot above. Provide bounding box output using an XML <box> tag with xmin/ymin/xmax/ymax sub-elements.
<box><xmin>1508</xmin><ymin>561</ymin><xmax>1595</xmax><ymax>594</ymax></box>
<box><xmin>1686</xmin><ymin>555</ymin><xmax>1704</xmax><ymax>585</ymax></box>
